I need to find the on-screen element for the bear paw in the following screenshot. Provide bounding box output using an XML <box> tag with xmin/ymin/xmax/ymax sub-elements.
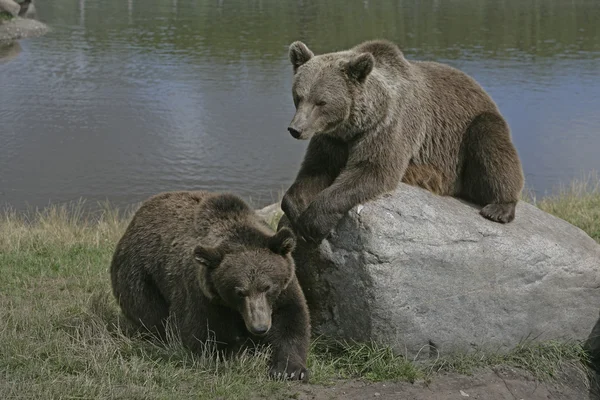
<box><xmin>480</xmin><ymin>202</ymin><xmax>516</xmax><ymax>224</ymax></box>
<box><xmin>296</xmin><ymin>207</ymin><xmax>340</xmax><ymax>244</ymax></box>
<box><xmin>269</xmin><ymin>361</ymin><xmax>309</xmax><ymax>382</ymax></box>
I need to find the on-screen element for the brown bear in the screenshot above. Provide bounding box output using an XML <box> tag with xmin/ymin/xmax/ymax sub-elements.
<box><xmin>110</xmin><ymin>191</ymin><xmax>310</xmax><ymax>381</ymax></box>
<box><xmin>281</xmin><ymin>39</ymin><xmax>524</xmax><ymax>244</ymax></box>
<box><xmin>17</xmin><ymin>0</ymin><xmax>35</xmax><ymax>18</ymax></box>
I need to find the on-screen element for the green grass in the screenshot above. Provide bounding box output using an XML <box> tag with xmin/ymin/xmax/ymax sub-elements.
<box><xmin>428</xmin><ymin>340</ymin><xmax>588</xmax><ymax>379</ymax></box>
<box><xmin>308</xmin><ymin>338</ymin><xmax>422</xmax><ymax>384</ymax></box>
<box><xmin>0</xmin><ymin>13</ymin><xmax>14</xmax><ymax>22</ymax></box>
<box><xmin>1</xmin><ymin>176</ymin><xmax>599</xmax><ymax>399</ymax></box>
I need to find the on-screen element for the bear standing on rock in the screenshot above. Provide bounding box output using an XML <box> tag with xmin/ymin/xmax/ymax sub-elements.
<box><xmin>110</xmin><ymin>191</ymin><xmax>310</xmax><ymax>381</ymax></box>
<box><xmin>281</xmin><ymin>39</ymin><xmax>524</xmax><ymax>244</ymax></box>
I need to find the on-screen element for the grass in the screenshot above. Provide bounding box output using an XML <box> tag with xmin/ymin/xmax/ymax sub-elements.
<box><xmin>1</xmin><ymin>176</ymin><xmax>599</xmax><ymax>399</ymax></box>
<box><xmin>0</xmin><ymin>13</ymin><xmax>14</xmax><ymax>23</ymax></box>
<box><xmin>530</xmin><ymin>172</ymin><xmax>600</xmax><ymax>242</ymax></box>
<box><xmin>428</xmin><ymin>340</ymin><xmax>588</xmax><ymax>379</ymax></box>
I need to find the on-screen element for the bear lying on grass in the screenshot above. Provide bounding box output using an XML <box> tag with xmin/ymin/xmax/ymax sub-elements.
<box><xmin>110</xmin><ymin>191</ymin><xmax>310</xmax><ymax>381</ymax></box>
<box><xmin>281</xmin><ymin>39</ymin><xmax>524</xmax><ymax>243</ymax></box>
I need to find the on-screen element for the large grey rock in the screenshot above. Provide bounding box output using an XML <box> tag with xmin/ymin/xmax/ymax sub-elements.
<box><xmin>0</xmin><ymin>0</ymin><xmax>19</xmax><ymax>18</ymax></box>
<box><xmin>0</xmin><ymin>17</ymin><xmax>48</xmax><ymax>44</ymax></box>
<box><xmin>255</xmin><ymin>202</ymin><xmax>283</xmax><ymax>228</ymax></box>
<box><xmin>284</xmin><ymin>183</ymin><xmax>600</xmax><ymax>358</ymax></box>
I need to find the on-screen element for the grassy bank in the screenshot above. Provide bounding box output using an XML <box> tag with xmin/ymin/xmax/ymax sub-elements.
<box><xmin>1</xmin><ymin>178</ymin><xmax>598</xmax><ymax>399</ymax></box>
<box><xmin>532</xmin><ymin>173</ymin><xmax>600</xmax><ymax>242</ymax></box>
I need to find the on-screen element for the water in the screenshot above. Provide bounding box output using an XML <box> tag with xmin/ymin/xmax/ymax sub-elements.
<box><xmin>1</xmin><ymin>0</ymin><xmax>599</xmax><ymax>211</ymax></box>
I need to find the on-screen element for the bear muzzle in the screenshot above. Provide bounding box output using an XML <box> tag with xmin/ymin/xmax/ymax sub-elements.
<box><xmin>242</xmin><ymin>294</ymin><xmax>272</xmax><ymax>336</ymax></box>
<box><xmin>288</xmin><ymin>107</ymin><xmax>315</xmax><ymax>140</ymax></box>
<box><xmin>287</xmin><ymin>127</ymin><xmax>302</xmax><ymax>139</ymax></box>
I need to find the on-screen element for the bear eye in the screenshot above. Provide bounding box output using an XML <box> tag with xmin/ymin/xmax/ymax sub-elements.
<box><xmin>262</xmin><ymin>285</ymin><xmax>272</xmax><ymax>293</ymax></box>
<box><xmin>316</xmin><ymin>100</ymin><xmax>327</xmax><ymax>107</ymax></box>
<box><xmin>235</xmin><ymin>288</ymin><xmax>247</xmax><ymax>298</ymax></box>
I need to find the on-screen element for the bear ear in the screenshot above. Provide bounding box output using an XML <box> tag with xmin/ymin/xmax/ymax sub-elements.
<box><xmin>345</xmin><ymin>52</ymin><xmax>375</xmax><ymax>83</ymax></box>
<box><xmin>289</xmin><ymin>41</ymin><xmax>314</xmax><ymax>73</ymax></box>
<box><xmin>193</xmin><ymin>245</ymin><xmax>224</xmax><ymax>269</ymax></box>
<box><xmin>268</xmin><ymin>227</ymin><xmax>296</xmax><ymax>256</ymax></box>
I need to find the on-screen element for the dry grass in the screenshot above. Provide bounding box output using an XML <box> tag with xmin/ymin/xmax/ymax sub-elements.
<box><xmin>528</xmin><ymin>172</ymin><xmax>600</xmax><ymax>241</ymax></box>
<box><xmin>1</xmin><ymin>175</ymin><xmax>598</xmax><ymax>399</ymax></box>
<box><xmin>0</xmin><ymin>200</ymin><xmax>130</xmax><ymax>252</ymax></box>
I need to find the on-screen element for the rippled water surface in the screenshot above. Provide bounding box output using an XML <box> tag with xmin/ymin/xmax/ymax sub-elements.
<box><xmin>1</xmin><ymin>0</ymin><xmax>599</xmax><ymax>210</ymax></box>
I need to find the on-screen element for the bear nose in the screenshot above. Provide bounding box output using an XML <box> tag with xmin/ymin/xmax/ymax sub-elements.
<box><xmin>250</xmin><ymin>325</ymin><xmax>269</xmax><ymax>336</ymax></box>
<box><xmin>288</xmin><ymin>127</ymin><xmax>301</xmax><ymax>139</ymax></box>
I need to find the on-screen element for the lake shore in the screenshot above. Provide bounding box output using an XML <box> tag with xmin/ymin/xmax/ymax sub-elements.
<box><xmin>1</xmin><ymin>177</ymin><xmax>598</xmax><ymax>399</ymax></box>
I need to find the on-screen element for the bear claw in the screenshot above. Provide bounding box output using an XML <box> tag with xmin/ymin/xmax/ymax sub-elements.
<box><xmin>269</xmin><ymin>364</ymin><xmax>309</xmax><ymax>382</ymax></box>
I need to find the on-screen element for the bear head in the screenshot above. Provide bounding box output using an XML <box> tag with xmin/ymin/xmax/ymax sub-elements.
<box><xmin>192</xmin><ymin>227</ymin><xmax>297</xmax><ymax>336</ymax></box>
<box><xmin>287</xmin><ymin>41</ymin><xmax>386</xmax><ymax>141</ymax></box>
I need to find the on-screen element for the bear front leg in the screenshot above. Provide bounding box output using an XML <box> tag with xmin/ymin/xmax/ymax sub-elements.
<box><xmin>296</xmin><ymin>159</ymin><xmax>403</xmax><ymax>243</ymax></box>
<box><xmin>174</xmin><ymin>300</ymin><xmax>246</xmax><ymax>356</ymax></box>
<box><xmin>295</xmin><ymin>202</ymin><xmax>342</xmax><ymax>244</ymax></box>
<box><xmin>282</xmin><ymin>136</ymin><xmax>348</xmax><ymax>229</ymax></box>
<box><xmin>281</xmin><ymin>176</ymin><xmax>330</xmax><ymax>230</ymax></box>
<box><xmin>266</xmin><ymin>282</ymin><xmax>311</xmax><ymax>382</ymax></box>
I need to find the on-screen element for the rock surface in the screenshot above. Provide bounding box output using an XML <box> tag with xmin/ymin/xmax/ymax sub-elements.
<box><xmin>255</xmin><ymin>202</ymin><xmax>282</xmax><ymax>228</ymax></box>
<box><xmin>278</xmin><ymin>183</ymin><xmax>600</xmax><ymax>358</ymax></box>
<box><xmin>0</xmin><ymin>17</ymin><xmax>48</xmax><ymax>43</ymax></box>
<box><xmin>0</xmin><ymin>0</ymin><xmax>19</xmax><ymax>18</ymax></box>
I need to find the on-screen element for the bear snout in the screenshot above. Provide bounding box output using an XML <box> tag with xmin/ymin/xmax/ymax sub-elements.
<box><xmin>242</xmin><ymin>294</ymin><xmax>272</xmax><ymax>336</ymax></box>
<box><xmin>288</xmin><ymin>108</ymin><xmax>312</xmax><ymax>140</ymax></box>
<box><xmin>250</xmin><ymin>325</ymin><xmax>269</xmax><ymax>336</ymax></box>
<box><xmin>288</xmin><ymin>127</ymin><xmax>302</xmax><ymax>139</ymax></box>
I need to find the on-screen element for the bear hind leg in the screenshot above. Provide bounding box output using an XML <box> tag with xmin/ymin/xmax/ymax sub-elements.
<box><xmin>114</xmin><ymin>271</ymin><xmax>169</xmax><ymax>340</ymax></box>
<box><xmin>461</xmin><ymin>112</ymin><xmax>524</xmax><ymax>224</ymax></box>
<box><xmin>480</xmin><ymin>202</ymin><xmax>516</xmax><ymax>224</ymax></box>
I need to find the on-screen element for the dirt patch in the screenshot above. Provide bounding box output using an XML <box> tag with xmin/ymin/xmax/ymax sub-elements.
<box><xmin>274</xmin><ymin>365</ymin><xmax>591</xmax><ymax>400</ymax></box>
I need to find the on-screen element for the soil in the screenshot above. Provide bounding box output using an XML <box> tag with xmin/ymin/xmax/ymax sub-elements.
<box><xmin>272</xmin><ymin>365</ymin><xmax>593</xmax><ymax>400</ymax></box>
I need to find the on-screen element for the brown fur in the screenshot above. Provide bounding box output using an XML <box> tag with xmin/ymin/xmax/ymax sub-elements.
<box><xmin>281</xmin><ymin>39</ymin><xmax>524</xmax><ymax>243</ymax></box>
<box><xmin>110</xmin><ymin>191</ymin><xmax>310</xmax><ymax>381</ymax></box>
<box><xmin>17</xmin><ymin>0</ymin><xmax>34</xmax><ymax>18</ymax></box>
<box><xmin>401</xmin><ymin>163</ymin><xmax>446</xmax><ymax>196</ymax></box>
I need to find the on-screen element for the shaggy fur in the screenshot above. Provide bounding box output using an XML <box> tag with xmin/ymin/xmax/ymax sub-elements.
<box><xmin>110</xmin><ymin>191</ymin><xmax>310</xmax><ymax>381</ymax></box>
<box><xmin>17</xmin><ymin>0</ymin><xmax>34</xmax><ymax>18</ymax></box>
<box><xmin>281</xmin><ymin>39</ymin><xmax>524</xmax><ymax>243</ymax></box>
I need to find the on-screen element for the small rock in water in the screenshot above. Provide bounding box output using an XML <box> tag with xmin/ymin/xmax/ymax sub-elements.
<box><xmin>0</xmin><ymin>16</ymin><xmax>49</xmax><ymax>43</ymax></box>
